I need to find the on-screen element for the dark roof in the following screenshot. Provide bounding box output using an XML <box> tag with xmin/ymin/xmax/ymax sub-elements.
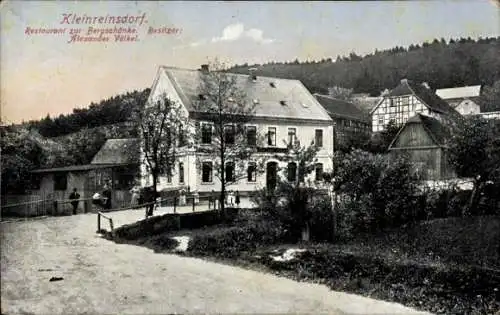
<box><xmin>389</xmin><ymin>113</ymin><xmax>451</xmax><ymax>149</ymax></box>
<box><xmin>91</xmin><ymin>138</ymin><xmax>140</xmax><ymax>165</ymax></box>
<box><xmin>387</xmin><ymin>79</ymin><xmax>461</xmax><ymax>118</ymax></box>
<box><xmin>152</xmin><ymin>66</ymin><xmax>332</xmax><ymax>122</ymax></box>
<box><xmin>314</xmin><ymin>94</ymin><xmax>369</xmax><ymax>122</ymax></box>
<box><xmin>30</xmin><ymin>164</ymin><xmax>122</xmax><ymax>174</ymax></box>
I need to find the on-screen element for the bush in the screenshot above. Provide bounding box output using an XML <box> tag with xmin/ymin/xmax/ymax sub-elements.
<box><xmin>309</xmin><ymin>194</ymin><xmax>336</xmax><ymax>242</ymax></box>
<box><xmin>188</xmin><ymin>219</ymin><xmax>289</xmax><ymax>258</ymax></box>
<box><xmin>260</xmin><ymin>245</ymin><xmax>500</xmax><ymax>315</ymax></box>
<box><xmin>333</xmin><ymin>150</ymin><xmax>418</xmax><ymax>234</ymax></box>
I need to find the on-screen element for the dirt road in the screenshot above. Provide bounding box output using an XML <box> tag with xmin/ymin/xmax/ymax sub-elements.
<box><xmin>1</xmin><ymin>212</ymin><xmax>432</xmax><ymax>314</ymax></box>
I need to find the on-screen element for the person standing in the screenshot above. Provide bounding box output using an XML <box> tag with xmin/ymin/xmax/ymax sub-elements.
<box><xmin>130</xmin><ymin>185</ymin><xmax>140</xmax><ymax>209</ymax></box>
<box><xmin>208</xmin><ymin>190</ymin><xmax>215</xmax><ymax>209</ymax></box>
<box><xmin>69</xmin><ymin>188</ymin><xmax>80</xmax><ymax>215</ymax></box>
<box><xmin>235</xmin><ymin>190</ymin><xmax>241</xmax><ymax>208</ymax></box>
<box><xmin>102</xmin><ymin>183</ymin><xmax>112</xmax><ymax>210</ymax></box>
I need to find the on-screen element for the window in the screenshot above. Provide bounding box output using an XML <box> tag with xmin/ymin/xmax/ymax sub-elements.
<box><xmin>378</xmin><ymin>118</ymin><xmax>384</xmax><ymax>125</ymax></box>
<box><xmin>53</xmin><ymin>173</ymin><xmax>67</xmax><ymax>191</ymax></box>
<box><xmin>268</xmin><ymin>127</ymin><xmax>276</xmax><ymax>146</ymax></box>
<box><xmin>247</xmin><ymin>162</ymin><xmax>256</xmax><ymax>182</ymax></box>
<box><xmin>402</xmin><ymin>96</ymin><xmax>409</xmax><ymax>107</ymax></box>
<box><xmin>225</xmin><ymin>162</ymin><xmax>235</xmax><ymax>182</ymax></box>
<box><xmin>287</xmin><ymin>162</ymin><xmax>297</xmax><ymax>182</ymax></box>
<box><xmin>246</xmin><ymin>126</ymin><xmax>257</xmax><ymax>146</ymax></box>
<box><xmin>315</xmin><ymin>129</ymin><xmax>323</xmax><ymax>148</ymax></box>
<box><xmin>315</xmin><ymin>163</ymin><xmax>323</xmax><ymax>182</ymax></box>
<box><xmin>201</xmin><ymin>123</ymin><xmax>212</xmax><ymax>144</ymax></box>
<box><xmin>390</xmin><ymin>98</ymin><xmax>395</xmax><ymax>107</ymax></box>
<box><xmin>202</xmin><ymin>162</ymin><xmax>213</xmax><ymax>183</ymax></box>
<box><xmin>179</xmin><ymin>162</ymin><xmax>184</xmax><ymax>184</ymax></box>
<box><xmin>224</xmin><ymin>125</ymin><xmax>235</xmax><ymax>145</ymax></box>
<box><xmin>287</xmin><ymin>128</ymin><xmax>296</xmax><ymax>146</ymax></box>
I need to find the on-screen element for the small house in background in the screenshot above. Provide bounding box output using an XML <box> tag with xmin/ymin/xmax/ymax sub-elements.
<box><xmin>30</xmin><ymin>138</ymin><xmax>140</xmax><ymax>213</ymax></box>
<box><xmin>314</xmin><ymin>94</ymin><xmax>371</xmax><ymax>151</ymax></box>
<box><xmin>370</xmin><ymin>79</ymin><xmax>462</xmax><ymax>133</ymax></box>
<box><xmin>388</xmin><ymin>113</ymin><xmax>455</xmax><ymax>181</ymax></box>
<box><xmin>435</xmin><ymin>85</ymin><xmax>482</xmax><ymax>116</ymax></box>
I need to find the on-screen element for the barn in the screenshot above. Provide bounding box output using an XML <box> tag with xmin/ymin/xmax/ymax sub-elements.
<box><xmin>388</xmin><ymin>113</ymin><xmax>455</xmax><ymax>181</ymax></box>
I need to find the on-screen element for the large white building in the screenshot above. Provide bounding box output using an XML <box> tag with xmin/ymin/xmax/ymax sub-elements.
<box><xmin>141</xmin><ymin>65</ymin><xmax>334</xmax><ymax>194</ymax></box>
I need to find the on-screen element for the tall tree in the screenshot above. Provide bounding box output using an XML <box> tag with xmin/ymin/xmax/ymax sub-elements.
<box><xmin>136</xmin><ymin>93</ymin><xmax>189</xmax><ymax>196</ymax></box>
<box><xmin>193</xmin><ymin>60</ymin><xmax>260</xmax><ymax>216</ymax></box>
<box><xmin>448</xmin><ymin>116</ymin><xmax>500</xmax><ymax>214</ymax></box>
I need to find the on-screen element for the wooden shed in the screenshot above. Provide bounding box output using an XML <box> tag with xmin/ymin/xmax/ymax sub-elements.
<box><xmin>388</xmin><ymin>113</ymin><xmax>455</xmax><ymax>181</ymax></box>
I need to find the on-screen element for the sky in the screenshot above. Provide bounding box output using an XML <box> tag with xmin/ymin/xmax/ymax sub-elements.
<box><xmin>1</xmin><ymin>0</ymin><xmax>499</xmax><ymax>124</ymax></box>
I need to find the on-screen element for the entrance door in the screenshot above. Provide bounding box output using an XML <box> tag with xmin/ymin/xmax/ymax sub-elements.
<box><xmin>266</xmin><ymin>162</ymin><xmax>278</xmax><ymax>192</ymax></box>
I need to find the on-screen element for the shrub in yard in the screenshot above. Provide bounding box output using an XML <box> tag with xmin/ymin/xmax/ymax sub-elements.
<box><xmin>333</xmin><ymin>149</ymin><xmax>418</xmax><ymax>234</ymax></box>
<box><xmin>187</xmin><ymin>219</ymin><xmax>288</xmax><ymax>258</ymax></box>
<box><xmin>308</xmin><ymin>194</ymin><xmax>336</xmax><ymax>242</ymax></box>
<box><xmin>113</xmin><ymin>214</ymin><xmax>181</xmax><ymax>240</ymax></box>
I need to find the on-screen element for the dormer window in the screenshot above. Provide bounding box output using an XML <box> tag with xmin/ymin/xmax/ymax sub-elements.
<box><xmin>228</xmin><ymin>97</ymin><xmax>234</xmax><ymax>102</ymax></box>
<box><xmin>280</xmin><ymin>100</ymin><xmax>287</xmax><ymax>106</ymax></box>
<box><xmin>270</xmin><ymin>82</ymin><xmax>276</xmax><ymax>88</ymax></box>
<box><xmin>253</xmin><ymin>99</ymin><xmax>259</xmax><ymax>105</ymax></box>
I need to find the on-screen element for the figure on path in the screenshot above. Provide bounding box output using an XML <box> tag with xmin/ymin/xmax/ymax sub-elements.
<box><xmin>102</xmin><ymin>182</ymin><xmax>112</xmax><ymax>210</ymax></box>
<box><xmin>130</xmin><ymin>184</ymin><xmax>140</xmax><ymax>209</ymax></box>
<box><xmin>69</xmin><ymin>188</ymin><xmax>80</xmax><ymax>215</ymax></box>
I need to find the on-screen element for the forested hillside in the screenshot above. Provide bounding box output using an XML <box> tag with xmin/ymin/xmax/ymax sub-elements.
<box><xmin>229</xmin><ymin>37</ymin><xmax>499</xmax><ymax>97</ymax></box>
<box><xmin>28</xmin><ymin>89</ymin><xmax>150</xmax><ymax>138</ymax></box>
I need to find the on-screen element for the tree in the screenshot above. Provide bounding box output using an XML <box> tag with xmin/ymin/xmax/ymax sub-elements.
<box><xmin>267</xmin><ymin>141</ymin><xmax>321</xmax><ymax>241</ymax></box>
<box><xmin>1</xmin><ymin>126</ymin><xmax>46</xmax><ymax>194</ymax></box>
<box><xmin>366</xmin><ymin>120</ymin><xmax>401</xmax><ymax>153</ymax></box>
<box><xmin>448</xmin><ymin>116</ymin><xmax>500</xmax><ymax>214</ymax></box>
<box><xmin>479</xmin><ymin>80</ymin><xmax>500</xmax><ymax>112</ymax></box>
<box><xmin>193</xmin><ymin>60</ymin><xmax>261</xmax><ymax>216</ymax></box>
<box><xmin>327</xmin><ymin>86</ymin><xmax>354</xmax><ymax>101</ymax></box>
<box><xmin>136</xmin><ymin>93</ymin><xmax>189</xmax><ymax>196</ymax></box>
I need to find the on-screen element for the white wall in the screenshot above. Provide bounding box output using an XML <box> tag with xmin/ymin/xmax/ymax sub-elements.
<box><xmin>371</xmin><ymin>95</ymin><xmax>431</xmax><ymax>132</ymax></box>
<box><xmin>140</xmin><ymin>67</ymin><xmax>334</xmax><ymax>193</ymax></box>
<box><xmin>455</xmin><ymin>99</ymin><xmax>480</xmax><ymax>116</ymax></box>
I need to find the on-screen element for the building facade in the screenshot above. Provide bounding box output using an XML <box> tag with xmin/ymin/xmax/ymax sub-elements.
<box><xmin>140</xmin><ymin>66</ymin><xmax>334</xmax><ymax>194</ymax></box>
<box><xmin>435</xmin><ymin>85</ymin><xmax>482</xmax><ymax>116</ymax></box>
<box><xmin>314</xmin><ymin>94</ymin><xmax>371</xmax><ymax>150</ymax></box>
<box><xmin>30</xmin><ymin>138</ymin><xmax>140</xmax><ymax>212</ymax></box>
<box><xmin>370</xmin><ymin>79</ymin><xmax>462</xmax><ymax>133</ymax></box>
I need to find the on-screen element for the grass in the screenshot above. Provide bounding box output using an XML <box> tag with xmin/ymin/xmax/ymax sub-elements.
<box><xmin>106</xmin><ymin>211</ymin><xmax>500</xmax><ymax>315</ymax></box>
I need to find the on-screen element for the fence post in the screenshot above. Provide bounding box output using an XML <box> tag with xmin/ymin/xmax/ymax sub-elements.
<box><xmin>173</xmin><ymin>196</ymin><xmax>177</xmax><ymax>214</ymax></box>
<box><xmin>97</xmin><ymin>213</ymin><xmax>101</xmax><ymax>232</ymax></box>
<box><xmin>192</xmin><ymin>196</ymin><xmax>195</xmax><ymax>212</ymax></box>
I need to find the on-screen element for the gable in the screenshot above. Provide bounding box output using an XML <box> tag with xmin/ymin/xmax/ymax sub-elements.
<box><xmin>454</xmin><ymin>99</ymin><xmax>480</xmax><ymax>115</ymax></box>
<box><xmin>391</xmin><ymin>123</ymin><xmax>438</xmax><ymax>148</ymax></box>
<box><xmin>91</xmin><ymin>138</ymin><xmax>140</xmax><ymax>165</ymax></box>
<box><xmin>147</xmin><ymin>67</ymin><xmax>190</xmax><ymax>116</ymax></box>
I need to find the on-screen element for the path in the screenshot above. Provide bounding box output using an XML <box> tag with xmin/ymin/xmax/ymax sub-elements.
<box><xmin>1</xmin><ymin>212</ymin><xmax>432</xmax><ymax>314</ymax></box>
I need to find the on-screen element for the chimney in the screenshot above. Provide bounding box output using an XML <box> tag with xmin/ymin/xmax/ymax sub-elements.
<box><xmin>200</xmin><ymin>64</ymin><xmax>209</xmax><ymax>72</ymax></box>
